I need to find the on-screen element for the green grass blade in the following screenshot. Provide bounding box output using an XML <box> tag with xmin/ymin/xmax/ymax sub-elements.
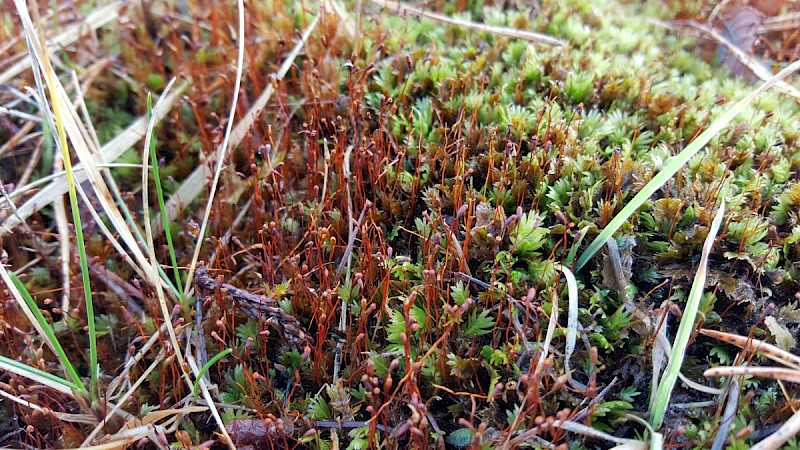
<box><xmin>193</xmin><ymin>348</ymin><xmax>232</xmax><ymax>397</ymax></box>
<box><xmin>649</xmin><ymin>199</ymin><xmax>725</xmax><ymax>429</ymax></box>
<box><xmin>0</xmin><ymin>355</ymin><xmax>80</xmax><ymax>395</ymax></box>
<box><xmin>575</xmin><ymin>59</ymin><xmax>800</xmax><ymax>272</ymax></box>
<box><xmin>565</xmin><ymin>226</ymin><xmax>589</xmax><ymax>269</ymax></box>
<box><xmin>45</xmin><ymin>64</ymin><xmax>97</xmax><ymax>403</ymax></box>
<box><xmin>69</xmin><ymin>190</ymin><xmax>98</xmax><ymax>403</ymax></box>
<box><xmin>99</xmin><ymin>168</ymin><xmax>180</xmax><ymax>297</ymax></box>
<box><xmin>8</xmin><ymin>273</ymin><xmax>87</xmax><ymax>396</ymax></box>
<box><xmin>147</xmin><ymin>93</ymin><xmax>183</xmax><ymax>298</ymax></box>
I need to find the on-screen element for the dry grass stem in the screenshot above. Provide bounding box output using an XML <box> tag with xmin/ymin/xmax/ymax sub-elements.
<box><xmin>0</xmin><ymin>1</ymin><xmax>122</xmax><ymax>85</ymax></box>
<box><xmin>369</xmin><ymin>0</ymin><xmax>565</xmax><ymax>46</ymax></box>
<box><xmin>700</xmin><ymin>329</ymin><xmax>800</xmax><ymax>370</ymax></box>
<box><xmin>0</xmin><ymin>83</ymin><xmax>188</xmax><ymax>235</ymax></box>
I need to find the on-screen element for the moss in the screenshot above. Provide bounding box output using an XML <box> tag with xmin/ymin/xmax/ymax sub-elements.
<box><xmin>4</xmin><ymin>0</ymin><xmax>800</xmax><ymax>447</ymax></box>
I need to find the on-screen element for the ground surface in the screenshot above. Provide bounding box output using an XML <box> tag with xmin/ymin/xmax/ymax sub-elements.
<box><xmin>1</xmin><ymin>0</ymin><xmax>800</xmax><ymax>449</ymax></box>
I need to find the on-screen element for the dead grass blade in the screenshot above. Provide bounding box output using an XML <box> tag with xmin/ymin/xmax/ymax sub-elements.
<box><xmin>14</xmin><ymin>11</ymin><xmax>172</xmax><ymax>298</ymax></box>
<box><xmin>138</xmin><ymin>406</ymin><xmax>209</xmax><ymax>426</ymax></box>
<box><xmin>649</xmin><ymin>308</ymin><xmax>668</xmax><ymax>409</ymax></box>
<box><xmin>699</xmin><ymin>328</ymin><xmax>800</xmax><ymax>370</ymax></box>
<box><xmin>0</xmin><ymin>83</ymin><xmax>188</xmax><ymax>236</ymax></box>
<box><xmin>750</xmin><ymin>407</ymin><xmax>800</xmax><ymax>450</ymax></box>
<box><xmin>1</xmin><ymin>163</ymin><xmax>146</xmax><ymax>203</ymax></box>
<box><xmin>0</xmin><ymin>1</ymin><xmax>122</xmax><ymax>85</ymax></box>
<box><xmin>556</xmin><ymin>264</ymin><xmax>584</xmax><ymax>391</ymax></box>
<box><xmin>106</xmin><ymin>324</ymin><xmax>167</xmax><ymax>398</ymax></box>
<box><xmin>701</xmin><ymin>328</ymin><xmax>800</xmax><ymax>449</ymax></box>
<box><xmin>690</xmin><ymin>22</ymin><xmax>800</xmax><ymax>99</ymax></box>
<box><xmin>66</xmin><ymin>436</ymin><xmax>145</xmax><ymax>450</ymax></box>
<box><xmin>704</xmin><ymin>366</ymin><xmax>800</xmax><ymax>384</ymax></box>
<box><xmin>53</xmin><ymin>147</ymin><xmax>71</xmax><ymax>313</ymax></box>
<box><xmin>186</xmin><ymin>353</ymin><xmax>235</xmax><ymax>449</ymax></box>
<box><xmin>554</xmin><ymin>420</ymin><xmax>644</xmax><ymax>446</ymax></box>
<box><xmin>81</xmin><ymin>350</ymin><xmax>165</xmax><ymax>446</ymax></box>
<box><xmin>0</xmin><ymin>390</ymin><xmax>96</xmax><ymax>424</ymax></box>
<box><xmin>0</xmin><ymin>120</ymin><xmax>36</xmax><ymax>157</ymax></box>
<box><xmin>711</xmin><ymin>378</ymin><xmax>739</xmax><ymax>450</ymax></box>
<box><xmin>510</xmin><ymin>417</ymin><xmax>646</xmax><ymax>447</ymax></box>
<box><xmin>369</xmin><ymin>0</ymin><xmax>565</xmax><ymax>46</ymax></box>
<box><xmin>0</xmin><ymin>104</ymin><xmax>41</xmax><ymax>122</ymax></box>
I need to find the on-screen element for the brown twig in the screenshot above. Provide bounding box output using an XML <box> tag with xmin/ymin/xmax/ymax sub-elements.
<box><xmin>193</xmin><ymin>265</ymin><xmax>310</xmax><ymax>346</ymax></box>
